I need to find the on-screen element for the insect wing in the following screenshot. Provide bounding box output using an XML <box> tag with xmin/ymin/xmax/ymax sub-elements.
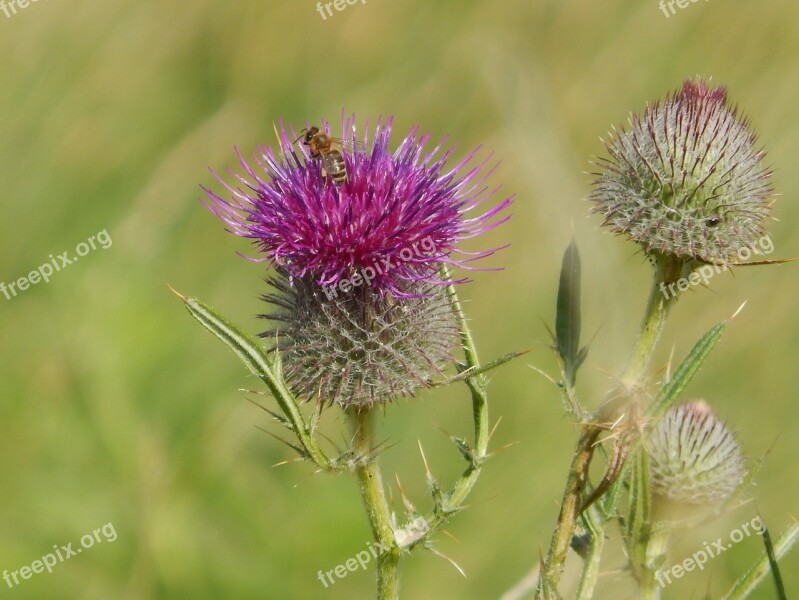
<box><xmin>329</xmin><ymin>136</ymin><xmax>368</xmax><ymax>155</ymax></box>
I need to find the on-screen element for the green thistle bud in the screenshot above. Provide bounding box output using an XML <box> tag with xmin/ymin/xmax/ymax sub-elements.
<box><xmin>591</xmin><ymin>79</ymin><xmax>773</xmax><ymax>265</ymax></box>
<box><xmin>647</xmin><ymin>401</ymin><xmax>746</xmax><ymax>505</ymax></box>
<box><xmin>261</xmin><ymin>272</ymin><xmax>459</xmax><ymax>408</ymax></box>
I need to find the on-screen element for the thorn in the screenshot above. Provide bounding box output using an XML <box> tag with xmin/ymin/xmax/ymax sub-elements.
<box><xmin>430</xmin><ymin>420</ymin><xmax>450</xmax><ymax>438</ymax></box>
<box><xmin>272</xmin><ymin>456</ymin><xmax>306</xmax><ymax>468</ymax></box>
<box><xmin>395</xmin><ymin>474</ymin><xmax>417</xmax><ymax>514</ymax></box>
<box><xmin>527</xmin><ymin>364</ymin><xmax>559</xmax><ymax>387</ymax></box>
<box><xmin>664</xmin><ymin>345</ymin><xmax>676</xmax><ymax>384</ymax></box>
<box><xmin>167</xmin><ymin>283</ymin><xmax>187</xmax><ymax>301</ymax></box>
<box><xmin>488</xmin><ymin>416</ymin><xmax>503</xmax><ymax>442</ymax></box>
<box><xmin>246</xmin><ymin>397</ymin><xmax>288</xmax><ymax>423</ymax></box>
<box><xmin>255</xmin><ymin>425</ymin><xmax>305</xmax><ymax>458</ymax></box>
<box><xmin>426</xmin><ymin>546</ymin><xmax>466</xmax><ymax>578</ymax></box>
<box><xmin>239</xmin><ymin>388</ymin><xmax>267</xmax><ymax>395</ymax></box>
<box><xmin>730</xmin><ymin>300</ymin><xmax>747</xmax><ymax>321</ymax></box>
<box><xmin>487</xmin><ymin>440</ymin><xmax>520</xmax><ymax>457</ymax></box>
<box><xmin>439</xmin><ymin>528</ymin><xmax>459</xmax><ymax>543</ymax></box>
<box><xmin>316</xmin><ymin>430</ymin><xmax>342</xmax><ymax>455</ymax></box>
<box><xmin>418</xmin><ymin>440</ymin><xmax>432</xmax><ymax>478</ymax></box>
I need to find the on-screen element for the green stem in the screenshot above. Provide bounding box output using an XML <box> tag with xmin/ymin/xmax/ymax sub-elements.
<box><xmin>180</xmin><ymin>294</ymin><xmax>333</xmax><ymax>469</ymax></box>
<box><xmin>639</xmin><ymin>571</ymin><xmax>662</xmax><ymax>600</ymax></box>
<box><xmin>404</xmin><ymin>270</ymin><xmax>490</xmax><ymax>550</ymax></box>
<box><xmin>538</xmin><ymin>425</ymin><xmax>602</xmax><ymax>595</ymax></box>
<box><xmin>443</xmin><ymin>277</ymin><xmax>489</xmax><ymax>502</ymax></box>
<box><xmin>636</xmin><ymin>527</ymin><xmax>669</xmax><ymax>600</ymax></box>
<box><xmin>349</xmin><ymin>407</ymin><xmax>400</xmax><ymax>600</ymax></box>
<box><xmin>620</xmin><ymin>254</ymin><xmax>682</xmax><ymax>384</ymax></box>
<box><xmin>574</xmin><ymin>506</ymin><xmax>605</xmax><ymax>600</ymax></box>
<box><xmin>539</xmin><ymin>254</ymin><xmax>683</xmax><ymax>596</ymax></box>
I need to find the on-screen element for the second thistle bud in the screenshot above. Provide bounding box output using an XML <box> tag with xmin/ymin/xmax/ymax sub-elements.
<box><xmin>647</xmin><ymin>401</ymin><xmax>746</xmax><ymax>505</ymax></box>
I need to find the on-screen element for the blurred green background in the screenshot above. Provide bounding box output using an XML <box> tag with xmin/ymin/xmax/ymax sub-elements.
<box><xmin>1</xmin><ymin>0</ymin><xmax>797</xmax><ymax>598</ymax></box>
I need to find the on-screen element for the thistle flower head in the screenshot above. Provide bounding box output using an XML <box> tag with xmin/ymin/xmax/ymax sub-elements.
<box><xmin>647</xmin><ymin>401</ymin><xmax>746</xmax><ymax>505</ymax></box>
<box><xmin>262</xmin><ymin>272</ymin><xmax>459</xmax><ymax>408</ymax></box>
<box><xmin>590</xmin><ymin>79</ymin><xmax>773</xmax><ymax>264</ymax></box>
<box><xmin>203</xmin><ymin>115</ymin><xmax>512</xmax><ymax>297</ymax></box>
<box><xmin>202</xmin><ymin>115</ymin><xmax>511</xmax><ymax>407</ymax></box>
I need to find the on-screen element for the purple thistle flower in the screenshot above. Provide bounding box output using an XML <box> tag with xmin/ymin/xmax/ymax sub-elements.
<box><xmin>202</xmin><ymin>115</ymin><xmax>512</xmax><ymax>298</ymax></box>
<box><xmin>202</xmin><ymin>115</ymin><xmax>511</xmax><ymax>407</ymax></box>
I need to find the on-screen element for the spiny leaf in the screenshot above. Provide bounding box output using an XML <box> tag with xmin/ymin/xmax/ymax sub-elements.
<box><xmin>649</xmin><ymin>321</ymin><xmax>726</xmax><ymax>418</ymax></box>
<box><xmin>625</xmin><ymin>448</ymin><xmax>651</xmax><ymax>568</ymax></box>
<box><xmin>555</xmin><ymin>240</ymin><xmax>582</xmax><ymax>387</ymax></box>
<box><xmin>429</xmin><ymin>350</ymin><xmax>528</xmax><ymax>387</ymax></box>
<box><xmin>178</xmin><ymin>292</ymin><xmax>333</xmax><ymax>470</ymax></box>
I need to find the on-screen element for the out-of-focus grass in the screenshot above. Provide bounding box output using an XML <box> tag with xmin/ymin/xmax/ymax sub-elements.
<box><xmin>1</xmin><ymin>0</ymin><xmax>797</xmax><ymax>598</ymax></box>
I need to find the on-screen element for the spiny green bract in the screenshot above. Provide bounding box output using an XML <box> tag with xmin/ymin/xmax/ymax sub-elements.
<box><xmin>261</xmin><ymin>273</ymin><xmax>459</xmax><ymax>408</ymax></box>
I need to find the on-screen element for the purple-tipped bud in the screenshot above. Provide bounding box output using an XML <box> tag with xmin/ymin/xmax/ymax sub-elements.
<box><xmin>647</xmin><ymin>401</ymin><xmax>746</xmax><ymax>505</ymax></box>
<box><xmin>590</xmin><ymin>79</ymin><xmax>773</xmax><ymax>264</ymax></box>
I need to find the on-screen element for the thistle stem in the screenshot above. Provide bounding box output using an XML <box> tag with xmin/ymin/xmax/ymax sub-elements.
<box><xmin>539</xmin><ymin>255</ymin><xmax>683</xmax><ymax>596</ymax></box>
<box><xmin>349</xmin><ymin>407</ymin><xmax>400</xmax><ymax>600</ymax></box>
<box><xmin>575</xmin><ymin>506</ymin><xmax>606</xmax><ymax>600</ymax></box>
<box><xmin>538</xmin><ymin>425</ymin><xmax>602</xmax><ymax>595</ymax></box>
<box><xmin>621</xmin><ymin>254</ymin><xmax>682</xmax><ymax>385</ymax></box>
<box><xmin>407</xmin><ymin>269</ymin><xmax>491</xmax><ymax>547</ymax></box>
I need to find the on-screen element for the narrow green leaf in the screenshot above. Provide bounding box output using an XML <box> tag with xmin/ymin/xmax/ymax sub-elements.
<box><xmin>761</xmin><ymin>518</ymin><xmax>788</xmax><ymax>599</ymax></box>
<box><xmin>600</xmin><ymin>457</ymin><xmax>631</xmax><ymax>518</ymax></box>
<box><xmin>555</xmin><ymin>240</ymin><xmax>582</xmax><ymax>386</ymax></box>
<box><xmin>626</xmin><ymin>448</ymin><xmax>651</xmax><ymax>565</ymax></box>
<box><xmin>429</xmin><ymin>350</ymin><xmax>527</xmax><ymax>387</ymax></box>
<box><xmin>721</xmin><ymin>521</ymin><xmax>799</xmax><ymax>600</ymax></box>
<box><xmin>649</xmin><ymin>322</ymin><xmax>726</xmax><ymax>418</ymax></box>
<box><xmin>181</xmin><ymin>294</ymin><xmax>332</xmax><ymax>469</ymax></box>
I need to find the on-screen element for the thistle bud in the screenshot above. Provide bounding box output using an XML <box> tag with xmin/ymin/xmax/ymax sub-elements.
<box><xmin>647</xmin><ymin>401</ymin><xmax>746</xmax><ymax>505</ymax></box>
<box><xmin>591</xmin><ymin>79</ymin><xmax>773</xmax><ymax>265</ymax></box>
<box><xmin>261</xmin><ymin>273</ymin><xmax>459</xmax><ymax>408</ymax></box>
